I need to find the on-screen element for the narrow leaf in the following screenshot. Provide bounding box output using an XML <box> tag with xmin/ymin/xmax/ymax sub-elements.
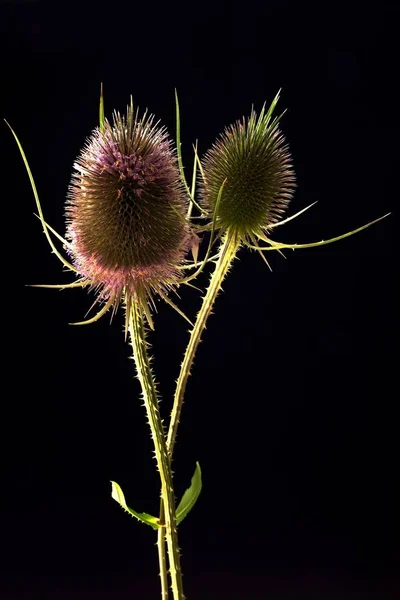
<box><xmin>111</xmin><ymin>481</ymin><xmax>160</xmax><ymax>530</ymax></box>
<box><xmin>176</xmin><ymin>462</ymin><xmax>202</xmax><ymax>525</ymax></box>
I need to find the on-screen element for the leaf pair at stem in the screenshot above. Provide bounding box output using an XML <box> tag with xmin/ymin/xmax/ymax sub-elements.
<box><xmin>111</xmin><ymin>463</ymin><xmax>202</xmax><ymax>530</ymax></box>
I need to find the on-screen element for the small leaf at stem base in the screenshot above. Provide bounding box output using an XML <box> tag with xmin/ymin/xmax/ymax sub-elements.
<box><xmin>176</xmin><ymin>462</ymin><xmax>202</xmax><ymax>525</ymax></box>
<box><xmin>111</xmin><ymin>481</ymin><xmax>160</xmax><ymax>530</ymax></box>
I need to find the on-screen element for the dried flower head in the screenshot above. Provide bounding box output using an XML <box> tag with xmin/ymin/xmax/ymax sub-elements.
<box><xmin>199</xmin><ymin>94</ymin><xmax>296</xmax><ymax>243</ymax></box>
<box><xmin>64</xmin><ymin>100</ymin><xmax>190</xmax><ymax>322</ymax></box>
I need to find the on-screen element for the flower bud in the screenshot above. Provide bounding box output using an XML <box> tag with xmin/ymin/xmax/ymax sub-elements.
<box><xmin>199</xmin><ymin>100</ymin><xmax>296</xmax><ymax>241</ymax></box>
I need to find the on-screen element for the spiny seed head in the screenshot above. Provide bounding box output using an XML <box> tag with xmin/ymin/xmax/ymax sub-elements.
<box><xmin>65</xmin><ymin>102</ymin><xmax>190</xmax><ymax>308</ymax></box>
<box><xmin>199</xmin><ymin>98</ymin><xmax>296</xmax><ymax>241</ymax></box>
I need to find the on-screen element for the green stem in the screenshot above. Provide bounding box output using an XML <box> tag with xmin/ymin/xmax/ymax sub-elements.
<box><xmin>128</xmin><ymin>300</ymin><xmax>184</xmax><ymax>600</ymax></box>
<box><xmin>167</xmin><ymin>232</ymin><xmax>240</xmax><ymax>458</ymax></box>
<box><xmin>157</xmin><ymin>233</ymin><xmax>240</xmax><ymax>592</ymax></box>
<box><xmin>157</xmin><ymin>499</ymin><xmax>169</xmax><ymax>600</ymax></box>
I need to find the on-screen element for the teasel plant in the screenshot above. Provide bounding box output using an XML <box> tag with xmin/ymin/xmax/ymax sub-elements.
<box><xmin>6</xmin><ymin>87</ymin><xmax>212</xmax><ymax>600</ymax></box>
<box><xmin>7</xmin><ymin>85</ymin><xmax>389</xmax><ymax>600</ymax></box>
<box><xmin>156</xmin><ymin>89</ymin><xmax>390</xmax><ymax>598</ymax></box>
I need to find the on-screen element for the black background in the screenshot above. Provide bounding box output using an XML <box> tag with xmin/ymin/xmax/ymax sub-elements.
<box><xmin>1</xmin><ymin>1</ymin><xmax>397</xmax><ymax>598</ymax></box>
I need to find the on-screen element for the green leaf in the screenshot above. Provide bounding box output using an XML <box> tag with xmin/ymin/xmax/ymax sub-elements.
<box><xmin>111</xmin><ymin>481</ymin><xmax>160</xmax><ymax>530</ymax></box>
<box><xmin>176</xmin><ymin>462</ymin><xmax>202</xmax><ymax>525</ymax></box>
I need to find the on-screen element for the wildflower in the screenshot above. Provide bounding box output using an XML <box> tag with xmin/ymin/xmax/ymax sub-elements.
<box><xmin>199</xmin><ymin>94</ymin><xmax>296</xmax><ymax>244</ymax></box>
<box><xmin>9</xmin><ymin>98</ymin><xmax>196</xmax><ymax>330</ymax></box>
<box><xmin>64</xmin><ymin>100</ymin><xmax>191</xmax><ymax>326</ymax></box>
<box><xmin>198</xmin><ymin>91</ymin><xmax>386</xmax><ymax>265</ymax></box>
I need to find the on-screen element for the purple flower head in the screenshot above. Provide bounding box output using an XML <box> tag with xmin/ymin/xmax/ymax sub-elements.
<box><xmin>65</xmin><ymin>102</ymin><xmax>190</xmax><ymax>317</ymax></box>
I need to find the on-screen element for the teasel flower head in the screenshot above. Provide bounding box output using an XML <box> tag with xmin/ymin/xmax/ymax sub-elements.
<box><xmin>7</xmin><ymin>94</ymin><xmax>203</xmax><ymax>331</ymax></box>
<box><xmin>199</xmin><ymin>91</ymin><xmax>296</xmax><ymax>247</ymax></box>
<box><xmin>195</xmin><ymin>90</ymin><xmax>389</xmax><ymax>272</ymax></box>
<box><xmin>63</xmin><ymin>99</ymin><xmax>191</xmax><ymax>326</ymax></box>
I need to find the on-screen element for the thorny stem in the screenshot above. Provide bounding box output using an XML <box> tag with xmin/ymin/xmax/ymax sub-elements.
<box><xmin>167</xmin><ymin>232</ymin><xmax>240</xmax><ymax>458</ymax></box>
<box><xmin>156</xmin><ymin>233</ymin><xmax>239</xmax><ymax>596</ymax></box>
<box><xmin>129</xmin><ymin>300</ymin><xmax>184</xmax><ymax>600</ymax></box>
<box><xmin>157</xmin><ymin>497</ymin><xmax>169</xmax><ymax>600</ymax></box>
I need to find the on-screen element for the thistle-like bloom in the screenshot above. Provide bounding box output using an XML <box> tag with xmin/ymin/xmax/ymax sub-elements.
<box><xmin>196</xmin><ymin>91</ymin><xmax>386</xmax><ymax>265</ymax></box>
<box><xmin>64</xmin><ymin>101</ymin><xmax>190</xmax><ymax>324</ymax></box>
<box><xmin>199</xmin><ymin>95</ymin><xmax>296</xmax><ymax>245</ymax></box>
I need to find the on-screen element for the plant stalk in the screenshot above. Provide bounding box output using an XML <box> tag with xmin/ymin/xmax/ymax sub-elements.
<box><xmin>158</xmin><ymin>497</ymin><xmax>169</xmax><ymax>600</ymax></box>
<box><xmin>156</xmin><ymin>232</ymin><xmax>239</xmax><ymax>595</ymax></box>
<box><xmin>129</xmin><ymin>300</ymin><xmax>184</xmax><ymax>600</ymax></box>
<box><xmin>167</xmin><ymin>232</ymin><xmax>240</xmax><ymax>458</ymax></box>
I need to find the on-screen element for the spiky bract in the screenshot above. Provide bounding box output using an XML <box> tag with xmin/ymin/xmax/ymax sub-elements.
<box><xmin>66</xmin><ymin>102</ymin><xmax>190</xmax><ymax>314</ymax></box>
<box><xmin>199</xmin><ymin>101</ymin><xmax>296</xmax><ymax>241</ymax></box>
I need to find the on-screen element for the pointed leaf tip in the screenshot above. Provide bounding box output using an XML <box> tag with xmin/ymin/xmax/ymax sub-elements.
<box><xmin>176</xmin><ymin>462</ymin><xmax>202</xmax><ymax>525</ymax></box>
<box><xmin>111</xmin><ymin>481</ymin><xmax>160</xmax><ymax>530</ymax></box>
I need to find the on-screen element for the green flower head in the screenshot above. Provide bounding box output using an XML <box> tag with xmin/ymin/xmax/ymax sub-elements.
<box><xmin>199</xmin><ymin>92</ymin><xmax>296</xmax><ymax>243</ymax></box>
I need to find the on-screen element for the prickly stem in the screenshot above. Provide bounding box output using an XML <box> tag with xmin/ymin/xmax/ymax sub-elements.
<box><xmin>166</xmin><ymin>232</ymin><xmax>240</xmax><ymax>458</ymax></box>
<box><xmin>128</xmin><ymin>300</ymin><xmax>184</xmax><ymax>600</ymax></box>
<box><xmin>158</xmin><ymin>498</ymin><xmax>169</xmax><ymax>600</ymax></box>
